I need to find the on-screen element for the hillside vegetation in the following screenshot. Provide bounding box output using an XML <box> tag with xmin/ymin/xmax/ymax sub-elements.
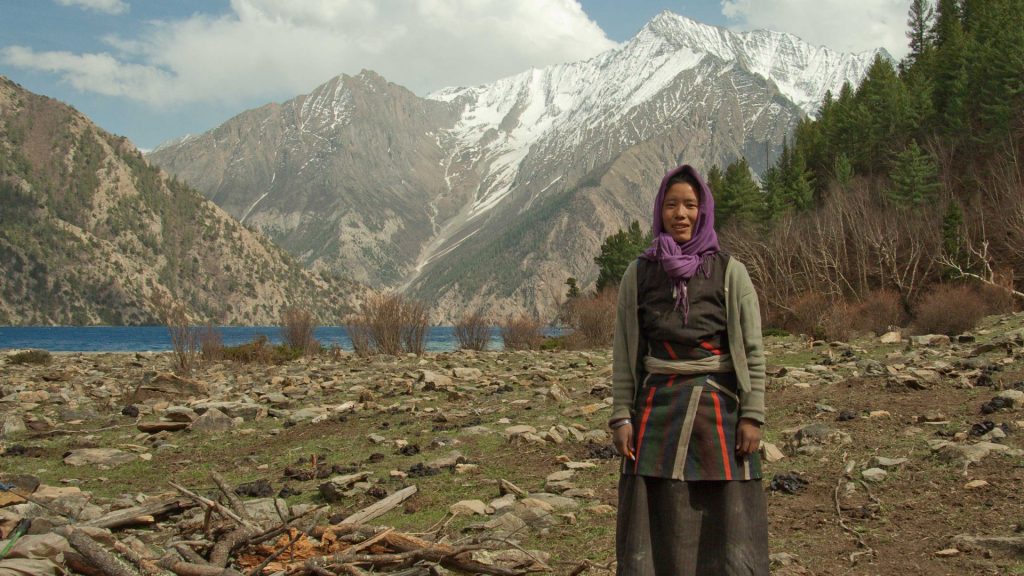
<box><xmin>0</xmin><ymin>77</ymin><xmax>363</xmax><ymax>325</ymax></box>
<box><xmin>708</xmin><ymin>0</ymin><xmax>1024</xmax><ymax>331</ymax></box>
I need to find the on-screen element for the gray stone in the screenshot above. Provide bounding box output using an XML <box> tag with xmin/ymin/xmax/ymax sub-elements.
<box><xmin>489</xmin><ymin>494</ymin><xmax>517</xmax><ymax>511</ymax></box>
<box><xmin>286</xmin><ymin>407</ymin><xmax>328</xmax><ymax>424</ymax></box>
<box><xmin>450</xmin><ymin>499</ymin><xmax>491</xmax><ymax>516</ymax></box>
<box><xmin>861</xmin><ymin>468</ymin><xmax>887</xmax><ymax>482</ymax></box>
<box><xmin>479</xmin><ymin>512</ymin><xmax>528</xmax><ymax>535</ymax></box>
<box><xmin>545</xmin><ymin>470</ymin><xmax>574</xmax><ymax>482</ymax></box>
<box><xmin>879</xmin><ymin>331</ymin><xmax>902</xmax><ymax>344</ymax></box>
<box><xmin>161</xmin><ymin>406</ymin><xmax>198</xmax><ymax>422</ymax></box>
<box><xmin>910</xmin><ymin>334</ymin><xmax>951</xmax><ymax>347</ymax></box>
<box><xmin>504</xmin><ymin>425</ymin><xmax>537</xmax><ymax>437</ymax></box>
<box><xmin>2</xmin><ymin>415</ymin><xmax>26</xmax><ymax>438</ymax></box>
<box><xmin>209</xmin><ymin>401</ymin><xmax>265</xmax><ymax>421</ymax></box>
<box><xmin>418</xmin><ymin>370</ymin><xmax>453</xmax><ymax>388</ymax></box>
<box><xmin>242</xmin><ymin>498</ymin><xmax>290</xmax><ymax>526</ymax></box>
<box><xmin>871</xmin><ymin>456</ymin><xmax>908</xmax><ymax>468</ymax></box>
<box><xmin>524</xmin><ymin>493</ymin><xmax>579</xmax><ymax>511</ymax></box>
<box><xmin>64</xmin><ymin>448</ymin><xmax>138</xmax><ymax>467</ymax></box>
<box><xmin>189</xmin><ymin>408</ymin><xmax>233</xmax><ymax>433</ymax></box>
<box><xmin>452</xmin><ymin>367</ymin><xmax>483</xmax><ymax>379</ymax></box>
<box><xmin>996</xmin><ymin>389</ymin><xmax>1024</xmax><ymax>408</ymax></box>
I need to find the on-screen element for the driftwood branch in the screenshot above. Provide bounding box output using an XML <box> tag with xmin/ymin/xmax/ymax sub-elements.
<box><xmin>341</xmin><ymin>485</ymin><xmax>417</xmax><ymax>525</ymax></box>
<box><xmin>61</xmin><ymin>526</ymin><xmax>143</xmax><ymax>576</ymax></box>
<box><xmin>84</xmin><ymin>495</ymin><xmax>195</xmax><ymax>530</ymax></box>
<box><xmin>169</xmin><ymin>482</ymin><xmax>260</xmax><ymax>531</ymax></box>
<box><xmin>833</xmin><ymin>460</ymin><xmax>876</xmax><ymax>565</ymax></box>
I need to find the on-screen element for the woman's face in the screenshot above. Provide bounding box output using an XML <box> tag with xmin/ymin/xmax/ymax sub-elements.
<box><xmin>661</xmin><ymin>182</ymin><xmax>700</xmax><ymax>243</ymax></box>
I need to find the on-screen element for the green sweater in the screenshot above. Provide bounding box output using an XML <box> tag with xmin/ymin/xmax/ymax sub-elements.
<box><xmin>609</xmin><ymin>257</ymin><xmax>766</xmax><ymax>424</ymax></box>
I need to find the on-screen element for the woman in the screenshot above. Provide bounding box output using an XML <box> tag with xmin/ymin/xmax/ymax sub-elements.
<box><xmin>609</xmin><ymin>164</ymin><xmax>768</xmax><ymax>575</ymax></box>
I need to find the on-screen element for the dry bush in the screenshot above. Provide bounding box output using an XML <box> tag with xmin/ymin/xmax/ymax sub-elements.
<box><xmin>563</xmin><ymin>289</ymin><xmax>617</xmax><ymax>349</ymax></box>
<box><xmin>500</xmin><ymin>315</ymin><xmax>544</xmax><ymax>350</ymax></box>
<box><xmin>281</xmin><ymin>307</ymin><xmax>319</xmax><ymax>355</ymax></box>
<box><xmin>401</xmin><ymin>298</ymin><xmax>430</xmax><ymax>356</ymax></box>
<box><xmin>354</xmin><ymin>293</ymin><xmax>431</xmax><ymax>356</ymax></box>
<box><xmin>455</xmin><ymin>310</ymin><xmax>492</xmax><ymax>351</ymax></box>
<box><xmin>164</xmin><ymin>302</ymin><xmax>199</xmax><ymax>375</ymax></box>
<box><xmin>199</xmin><ymin>324</ymin><xmax>223</xmax><ymax>363</ymax></box>
<box><xmin>849</xmin><ymin>289</ymin><xmax>908</xmax><ymax>335</ymax></box>
<box><xmin>911</xmin><ymin>284</ymin><xmax>988</xmax><ymax>336</ymax></box>
<box><xmin>345</xmin><ymin>317</ymin><xmax>372</xmax><ymax>357</ymax></box>
<box><xmin>7</xmin><ymin>350</ymin><xmax>52</xmax><ymax>365</ymax></box>
<box><xmin>221</xmin><ymin>335</ymin><xmax>302</xmax><ymax>364</ymax></box>
<box><xmin>977</xmin><ymin>268</ymin><xmax>1018</xmax><ymax>314</ymax></box>
<box><xmin>783</xmin><ymin>292</ymin><xmax>833</xmax><ymax>340</ymax></box>
<box><xmin>819</xmin><ymin>302</ymin><xmax>856</xmax><ymax>343</ymax></box>
<box><xmin>726</xmin><ymin>179</ymin><xmax>943</xmax><ymax>324</ymax></box>
<box><xmin>364</xmin><ymin>293</ymin><xmax>405</xmax><ymax>355</ymax></box>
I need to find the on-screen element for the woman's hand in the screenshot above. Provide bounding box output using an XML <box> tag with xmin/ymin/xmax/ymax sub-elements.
<box><xmin>612</xmin><ymin>422</ymin><xmax>635</xmax><ymax>460</ymax></box>
<box><xmin>736</xmin><ymin>418</ymin><xmax>762</xmax><ymax>457</ymax></box>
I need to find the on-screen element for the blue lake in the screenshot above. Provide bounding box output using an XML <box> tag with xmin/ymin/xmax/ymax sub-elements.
<box><xmin>0</xmin><ymin>326</ymin><xmax>526</xmax><ymax>353</ymax></box>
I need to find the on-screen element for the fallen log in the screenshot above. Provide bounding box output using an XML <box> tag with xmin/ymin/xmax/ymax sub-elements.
<box><xmin>340</xmin><ymin>485</ymin><xmax>417</xmax><ymax>525</ymax></box>
<box><xmin>60</xmin><ymin>526</ymin><xmax>143</xmax><ymax>576</ymax></box>
<box><xmin>83</xmin><ymin>495</ymin><xmax>195</xmax><ymax>530</ymax></box>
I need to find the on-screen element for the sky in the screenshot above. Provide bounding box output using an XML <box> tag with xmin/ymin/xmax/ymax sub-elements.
<box><xmin>0</xmin><ymin>0</ymin><xmax>914</xmax><ymax>150</ymax></box>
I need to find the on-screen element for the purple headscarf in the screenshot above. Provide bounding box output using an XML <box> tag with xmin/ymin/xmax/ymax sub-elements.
<box><xmin>640</xmin><ymin>164</ymin><xmax>720</xmax><ymax>323</ymax></box>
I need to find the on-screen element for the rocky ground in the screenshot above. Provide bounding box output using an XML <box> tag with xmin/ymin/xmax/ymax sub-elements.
<box><xmin>2</xmin><ymin>313</ymin><xmax>1024</xmax><ymax>575</ymax></box>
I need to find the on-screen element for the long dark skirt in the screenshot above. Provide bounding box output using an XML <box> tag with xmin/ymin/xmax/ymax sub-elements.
<box><xmin>616</xmin><ymin>474</ymin><xmax>769</xmax><ymax>576</ymax></box>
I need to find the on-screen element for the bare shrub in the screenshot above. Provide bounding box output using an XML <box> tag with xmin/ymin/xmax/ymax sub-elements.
<box><xmin>849</xmin><ymin>289</ymin><xmax>908</xmax><ymax>335</ymax></box>
<box><xmin>199</xmin><ymin>324</ymin><xmax>223</xmax><ymax>363</ymax></box>
<box><xmin>345</xmin><ymin>317</ymin><xmax>372</xmax><ymax>357</ymax></box>
<box><xmin>784</xmin><ymin>292</ymin><xmax>833</xmax><ymax>340</ymax></box>
<box><xmin>401</xmin><ymin>298</ymin><xmax>430</xmax><ymax>356</ymax></box>
<box><xmin>500</xmin><ymin>315</ymin><xmax>544</xmax><ymax>351</ymax></box>
<box><xmin>977</xmin><ymin>268</ymin><xmax>1018</xmax><ymax>314</ymax></box>
<box><xmin>7</xmin><ymin>350</ymin><xmax>51</xmax><ymax>365</ymax></box>
<box><xmin>354</xmin><ymin>293</ymin><xmax>432</xmax><ymax>356</ymax></box>
<box><xmin>221</xmin><ymin>335</ymin><xmax>301</xmax><ymax>364</ymax></box>
<box><xmin>911</xmin><ymin>284</ymin><xmax>988</xmax><ymax>336</ymax></box>
<box><xmin>281</xmin><ymin>307</ymin><xmax>319</xmax><ymax>355</ymax></box>
<box><xmin>820</xmin><ymin>301</ymin><xmax>856</xmax><ymax>343</ymax></box>
<box><xmin>455</xmin><ymin>310</ymin><xmax>492</xmax><ymax>351</ymax></box>
<box><xmin>563</xmin><ymin>289</ymin><xmax>617</xmax><ymax>349</ymax></box>
<box><xmin>364</xmin><ymin>293</ymin><xmax>405</xmax><ymax>356</ymax></box>
<box><xmin>164</xmin><ymin>302</ymin><xmax>199</xmax><ymax>375</ymax></box>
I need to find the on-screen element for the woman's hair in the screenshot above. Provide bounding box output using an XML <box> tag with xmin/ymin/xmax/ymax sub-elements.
<box><xmin>664</xmin><ymin>171</ymin><xmax>702</xmax><ymax>200</ymax></box>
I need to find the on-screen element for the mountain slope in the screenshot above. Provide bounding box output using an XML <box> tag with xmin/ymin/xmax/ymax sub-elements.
<box><xmin>148</xmin><ymin>12</ymin><xmax>885</xmax><ymax>321</ymax></box>
<box><xmin>0</xmin><ymin>76</ymin><xmax>361</xmax><ymax>326</ymax></box>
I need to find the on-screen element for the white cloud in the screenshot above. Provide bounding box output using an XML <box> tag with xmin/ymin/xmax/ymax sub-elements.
<box><xmin>721</xmin><ymin>0</ymin><xmax>910</xmax><ymax>59</ymax></box>
<box><xmin>4</xmin><ymin>0</ymin><xmax>615</xmax><ymax>107</ymax></box>
<box><xmin>55</xmin><ymin>0</ymin><xmax>129</xmax><ymax>15</ymax></box>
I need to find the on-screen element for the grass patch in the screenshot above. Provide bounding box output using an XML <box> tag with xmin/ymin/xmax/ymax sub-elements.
<box><xmin>7</xmin><ymin>349</ymin><xmax>52</xmax><ymax>365</ymax></box>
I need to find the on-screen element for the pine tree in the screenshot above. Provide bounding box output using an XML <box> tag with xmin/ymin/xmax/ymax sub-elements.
<box><xmin>564</xmin><ymin>277</ymin><xmax>581</xmax><ymax>299</ymax></box>
<box><xmin>856</xmin><ymin>55</ymin><xmax>915</xmax><ymax>168</ymax></box>
<box><xmin>833</xmin><ymin>153</ymin><xmax>854</xmax><ymax>188</ymax></box>
<box><xmin>889</xmin><ymin>140</ymin><xmax>940</xmax><ymax>206</ymax></box>
<box><xmin>759</xmin><ymin>163</ymin><xmax>786</xmax><ymax>222</ymax></box>
<box><xmin>931</xmin><ymin>0</ymin><xmax>969</xmax><ymax>136</ymax></box>
<box><xmin>718</xmin><ymin>158</ymin><xmax>762</xmax><ymax>229</ymax></box>
<box><xmin>907</xmin><ymin>0</ymin><xmax>936</xmax><ymax>66</ymax></box>
<box><xmin>783</xmin><ymin>147</ymin><xmax>815</xmax><ymax>211</ymax></box>
<box><xmin>964</xmin><ymin>0</ymin><xmax>1024</xmax><ymax>144</ymax></box>
<box><xmin>594</xmin><ymin>221</ymin><xmax>651</xmax><ymax>291</ymax></box>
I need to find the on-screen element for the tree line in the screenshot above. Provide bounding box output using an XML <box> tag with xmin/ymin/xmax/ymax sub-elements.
<box><xmin>591</xmin><ymin>0</ymin><xmax>1023</xmax><ymax>336</ymax></box>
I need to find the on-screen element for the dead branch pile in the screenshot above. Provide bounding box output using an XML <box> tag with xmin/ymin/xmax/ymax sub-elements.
<box><xmin>1</xmin><ymin>474</ymin><xmax>544</xmax><ymax>576</ymax></box>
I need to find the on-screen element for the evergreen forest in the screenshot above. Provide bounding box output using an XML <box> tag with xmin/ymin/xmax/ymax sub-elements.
<box><xmin>707</xmin><ymin>0</ymin><xmax>1024</xmax><ymax>335</ymax></box>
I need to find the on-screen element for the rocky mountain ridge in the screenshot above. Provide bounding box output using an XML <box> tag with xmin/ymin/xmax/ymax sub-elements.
<box><xmin>148</xmin><ymin>12</ymin><xmax>885</xmax><ymax>321</ymax></box>
<box><xmin>0</xmin><ymin>76</ymin><xmax>363</xmax><ymax>325</ymax></box>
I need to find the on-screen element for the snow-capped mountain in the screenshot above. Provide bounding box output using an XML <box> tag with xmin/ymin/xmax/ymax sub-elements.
<box><xmin>147</xmin><ymin>12</ymin><xmax>885</xmax><ymax>321</ymax></box>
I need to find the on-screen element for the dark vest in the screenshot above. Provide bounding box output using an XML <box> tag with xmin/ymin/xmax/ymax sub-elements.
<box><xmin>636</xmin><ymin>252</ymin><xmax>730</xmax><ymax>355</ymax></box>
